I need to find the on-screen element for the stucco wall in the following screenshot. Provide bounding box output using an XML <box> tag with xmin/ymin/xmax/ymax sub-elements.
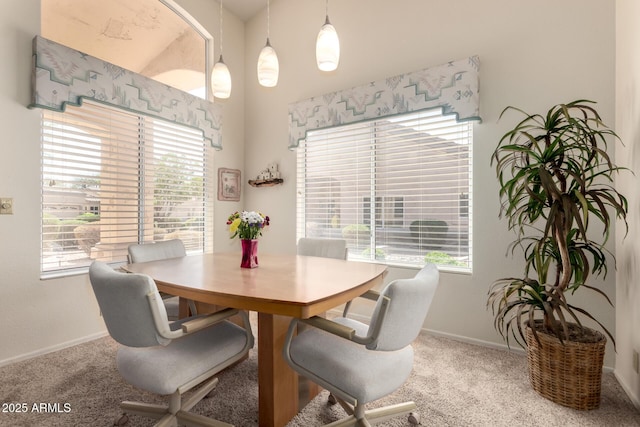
<box><xmin>615</xmin><ymin>0</ymin><xmax>640</xmax><ymax>408</ymax></box>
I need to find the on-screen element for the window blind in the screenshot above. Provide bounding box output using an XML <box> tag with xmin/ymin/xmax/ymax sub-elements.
<box><xmin>297</xmin><ymin>108</ymin><xmax>472</xmax><ymax>270</ymax></box>
<box><xmin>41</xmin><ymin>100</ymin><xmax>213</xmax><ymax>276</ymax></box>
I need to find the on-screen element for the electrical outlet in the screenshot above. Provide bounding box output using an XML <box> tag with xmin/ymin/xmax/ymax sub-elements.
<box><xmin>633</xmin><ymin>350</ymin><xmax>639</xmax><ymax>374</ymax></box>
<box><xmin>0</xmin><ymin>198</ymin><xmax>13</xmax><ymax>215</ymax></box>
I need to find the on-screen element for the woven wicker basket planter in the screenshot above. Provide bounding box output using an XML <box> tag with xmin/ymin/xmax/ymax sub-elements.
<box><xmin>524</xmin><ymin>321</ymin><xmax>606</xmax><ymax>410</ymax></box>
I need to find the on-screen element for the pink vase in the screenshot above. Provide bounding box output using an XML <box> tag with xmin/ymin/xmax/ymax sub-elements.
<box><xmin>240</xmin><ymin>239</ymin><xmax>259</xmax><ymax>268</ymax></box>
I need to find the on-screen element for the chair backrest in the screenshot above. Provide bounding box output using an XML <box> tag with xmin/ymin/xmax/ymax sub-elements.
<box><xmin>297</xmin><ymin>237</ymin><xmax>347</xmax><ymax>260</ymax></box>
<box><xmin>89</xmin><ymin>261</ymin><xmax>171</xmax><ymax>348</ymax></box>
<box><xmin>128</xmin><ymin>239</ymin><xmax>186</xmax><ymax>263</ymax></box>
<box><xmin>366</xmin><ymin>263</ymin><xmax>439</xmax><ymax>351</ymax></box>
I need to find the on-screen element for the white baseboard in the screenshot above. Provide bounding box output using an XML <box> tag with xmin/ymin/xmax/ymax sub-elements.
<box><xmin>329</xmin><ymin>308</ymin><xmax>526</xmax><ymax>354</ymax></box>
<box><xmin>421</xmin><ymin>329</ymin><xmax>616</xmax><ymax>373</ymax></box>
<box><xmin>615</xmin><ymin>371</ymin><xmax>640</xmax><ymax>410</ymax></box>
<box><xmin>423</xmin><ymin>327</ymin><xmax>526</xmax><ymax>355</ymax></box>
<box><xmin>0</xmin><ymin>331</ymin><xmax>109</xmax><ymax>368</ymax></box>
<box><xmin>328</xmin><ymin>308</ymin><xmax>615</xmax><ymax>373</ymax></box>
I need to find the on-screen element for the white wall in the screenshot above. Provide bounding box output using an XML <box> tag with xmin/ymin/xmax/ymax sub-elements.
<box><xmin>615</xmin><ymin>0</ymin><xmax>640</xmax><ymax>407</ymax></box>
<box><xmin>243</xmin><ymin>0</ymin><xmax>619</xmax><ymax>366</ymax></box>
<box><xmin>0</xmin><ymin>0</ymin><xmax>246</xmax><ymax>365</ymax></box>
<box><xmin>176</xmin><ymin>0</ymin><xmax>247</xmax><ymax>252</ymax></box>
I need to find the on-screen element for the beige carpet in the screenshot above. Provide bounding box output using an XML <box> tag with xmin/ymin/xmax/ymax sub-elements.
<box><xmin>1</xmin><ymin>323</ymin><xmax>639</xmax><ymax>427</ymax></box>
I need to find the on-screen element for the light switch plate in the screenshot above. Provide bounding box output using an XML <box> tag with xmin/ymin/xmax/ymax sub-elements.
<box><xmin>0</xmin><ymin>198</ymin><xmax>13</xmax><ymax>214</ymax></box>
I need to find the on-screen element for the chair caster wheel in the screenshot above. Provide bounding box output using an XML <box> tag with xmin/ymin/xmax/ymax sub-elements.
<box><xmin>114</xmin><ymin>413</ymin><xmax>129</xmax><ymax>426</ymax></box>
<box><xmin>327</xmin><ymin>393</ymin><xmax>338</xmax><ymax>405</ymax></box>
<box><xmin>408</xmin><ymin>411</ymin><xmax>420</xmax><ymax>425</ymax></box>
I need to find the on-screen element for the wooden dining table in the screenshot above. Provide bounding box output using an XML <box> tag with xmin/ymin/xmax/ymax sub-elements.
<box><xmin>123</xmin><ymin>251</ymin><xmax>388</xmax><ymax>427</ymax></box>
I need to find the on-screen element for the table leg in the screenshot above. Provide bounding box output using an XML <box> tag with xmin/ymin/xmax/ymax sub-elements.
<box><xmin>258</xmin><ymin>313</ymin><xmax>298</xmax><ymax>427</ymax></box>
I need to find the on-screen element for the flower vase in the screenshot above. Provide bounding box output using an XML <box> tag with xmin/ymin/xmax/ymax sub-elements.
<box><xmin>240</xmin><ymin>239</ymin><xmax>259</xmax><ymax>268</ymax></box>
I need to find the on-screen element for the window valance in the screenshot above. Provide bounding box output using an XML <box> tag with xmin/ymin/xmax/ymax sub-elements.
<box><xmin>288</xmin><ymin>56</ymin><xmax>480</xmax><ymax>149</ymax></box>
<box><xmin>28</xmin><ymin>36</ymin><xmax>223</xmax><ymax>150</ymax></box>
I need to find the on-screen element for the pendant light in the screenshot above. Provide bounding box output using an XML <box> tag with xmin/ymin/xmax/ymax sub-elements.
<box><xmin>257</xmin><ymin>0</ymin><xmax>279</xmax><ymax>87</ymax></box>
<box><xmin>316</xmin><ymin>0</ymin><xmax>340</xmax><ymax>72</ymax></box>
<box><xmin>211</xmin><ymin>0</ymin><xmax>231</xmax><ymax>98</ymax></box>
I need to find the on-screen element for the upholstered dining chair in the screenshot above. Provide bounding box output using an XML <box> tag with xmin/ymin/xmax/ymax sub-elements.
<box><xmin>127</xmin><ymin>239</ymin><xmax>196</xmax><ymax>319</ymax></box>
<box><xmin>297</xmin><ymin>237</ymin><xmax>348</xmax><ymax>260</ymax></box>
<box><xmin>283</xmin><ymin>263</ymin><xmax>439</xmax><ymax>426</ymax></box>
<box><xmin>89</xmin><ymin>261</ymin><xmax>254</xmax><ymax>427</ymax></box>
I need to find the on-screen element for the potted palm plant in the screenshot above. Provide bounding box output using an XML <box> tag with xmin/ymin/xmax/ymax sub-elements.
<box><xmin>487</xmin><ymin>100</ymin><xmax>628</xmax><ymax>410</ymax></box>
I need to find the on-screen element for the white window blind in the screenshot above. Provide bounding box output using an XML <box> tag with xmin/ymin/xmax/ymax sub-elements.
<box><xmin>41</xmin><ymin>100</ymin><xmax>213</xmax><ymax>277</ymax></box>
<box><xmin>297</xmin><ymin>109</ymin><xmax>472</xmax><ymax>270</ymax></box>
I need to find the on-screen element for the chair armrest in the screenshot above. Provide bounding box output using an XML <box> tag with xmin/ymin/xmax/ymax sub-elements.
<box><xmin>298</xmin><ymin>316</ymin><xmax>356</xmax><ymax>341</ymax></box>
<box><xmin>342</xmin><ymin>289</ymin><xmax>381</xmax><ymax>317</ymax></box>
<box><xmin>298</xmin><ymin>316</ymin><xmax>375</xmax><ymax>346</ymax></box>
<box><xmin>148</xmin><ymin>291</ymin><xmax>244</xmax><ymax>340</ymax></box>
<box><xmin>181</xmin><ymin>308</ymin><xmax>239</xmax><ymax>334</ymax></box>
<box><xmin>360</xmin><ymin>289</ymin><xmax>380</xmax><ymax>301</ymax></box>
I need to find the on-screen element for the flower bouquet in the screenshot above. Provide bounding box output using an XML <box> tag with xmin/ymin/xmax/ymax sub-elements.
<box><xmin>227</xmin><ymin>211</ymin><xmax>270</xmax><ymax>268</ymax></box>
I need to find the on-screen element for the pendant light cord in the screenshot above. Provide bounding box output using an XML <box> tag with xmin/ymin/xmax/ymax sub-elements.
<box><xmin>219</xmin><ymin>0</ymin><xmax>224</xmax><ymax>56</ymax></box>
<box><xmin>267</xmin><ymin>0</ymin><xmax>271</xmax><ymax>40</ymax></box>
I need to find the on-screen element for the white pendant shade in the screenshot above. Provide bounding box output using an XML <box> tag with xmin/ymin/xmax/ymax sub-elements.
<box><xmin>212</xmin><ymin>0</ymin><xmax>231</xmax><ymax>99</ymax></box>
<box><xmin>316</xmin><ymin>16</ymin><xmax>340</xmax><ymax>72</ymax></box>
<box><xmin>257</xmin><ymin>39</ymin><xmax>279</xmax><ymax>87</ymax></box>
<box><xmin>211</xmin><ymin>55</ymin><xmax>232</xmax><ymax>99</ymax></box>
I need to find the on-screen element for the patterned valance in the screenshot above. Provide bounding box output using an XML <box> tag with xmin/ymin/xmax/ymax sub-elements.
<box><xmin>288</xmin><ymin>56</ymin><xmax>480</xmax><ymax>149</ymax></box>
<box><xmin>28</xmin><ymin>36</ymin><xmax>223</xmax><ymax>150</ymax></box>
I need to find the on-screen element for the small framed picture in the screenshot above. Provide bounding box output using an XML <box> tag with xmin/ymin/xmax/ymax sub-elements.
<box><xmin>218</xmin><ymin>168</ymin><xmax>241</xmax><ymax>201</ymax></box>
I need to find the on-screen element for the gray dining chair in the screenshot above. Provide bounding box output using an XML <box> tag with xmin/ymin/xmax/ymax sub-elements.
<box><xmin>297</xmin><ymin>237</ymin><xmax>348</xmax><ymax>260</ymax></box>
<box><xmin>127</xmin><ymin>239</ymin><xmax>196</xmax><ymax>319</ymax></box>
<box><xmin>283</xmin><ymin>263</ymin><xmax>439</xmax><ymax>426</ymax></box>
<box><xmin>89</xmin><ymin>261</ymin><xmax>254</xmax><ymax>427</ymax></box>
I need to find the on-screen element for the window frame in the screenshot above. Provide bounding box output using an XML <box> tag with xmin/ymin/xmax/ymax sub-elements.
<box><xmin>40</xmin><ymin>101</ymin><xmax>214</xmax><ymax>279</ymax></box>
<box><xmin>158</xmin><ymin>0</ymin><xmax>215</xmax><ymax>99</ymax></box>
<box><xmin>39</xmin><ymin>0</ymin><xmax>216</xmax><ymax>279</ymax></box>
<box><xmin>296</xmin><ymin>109</ymin><xmax>473</xmax><ymax>272</ymax></box>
